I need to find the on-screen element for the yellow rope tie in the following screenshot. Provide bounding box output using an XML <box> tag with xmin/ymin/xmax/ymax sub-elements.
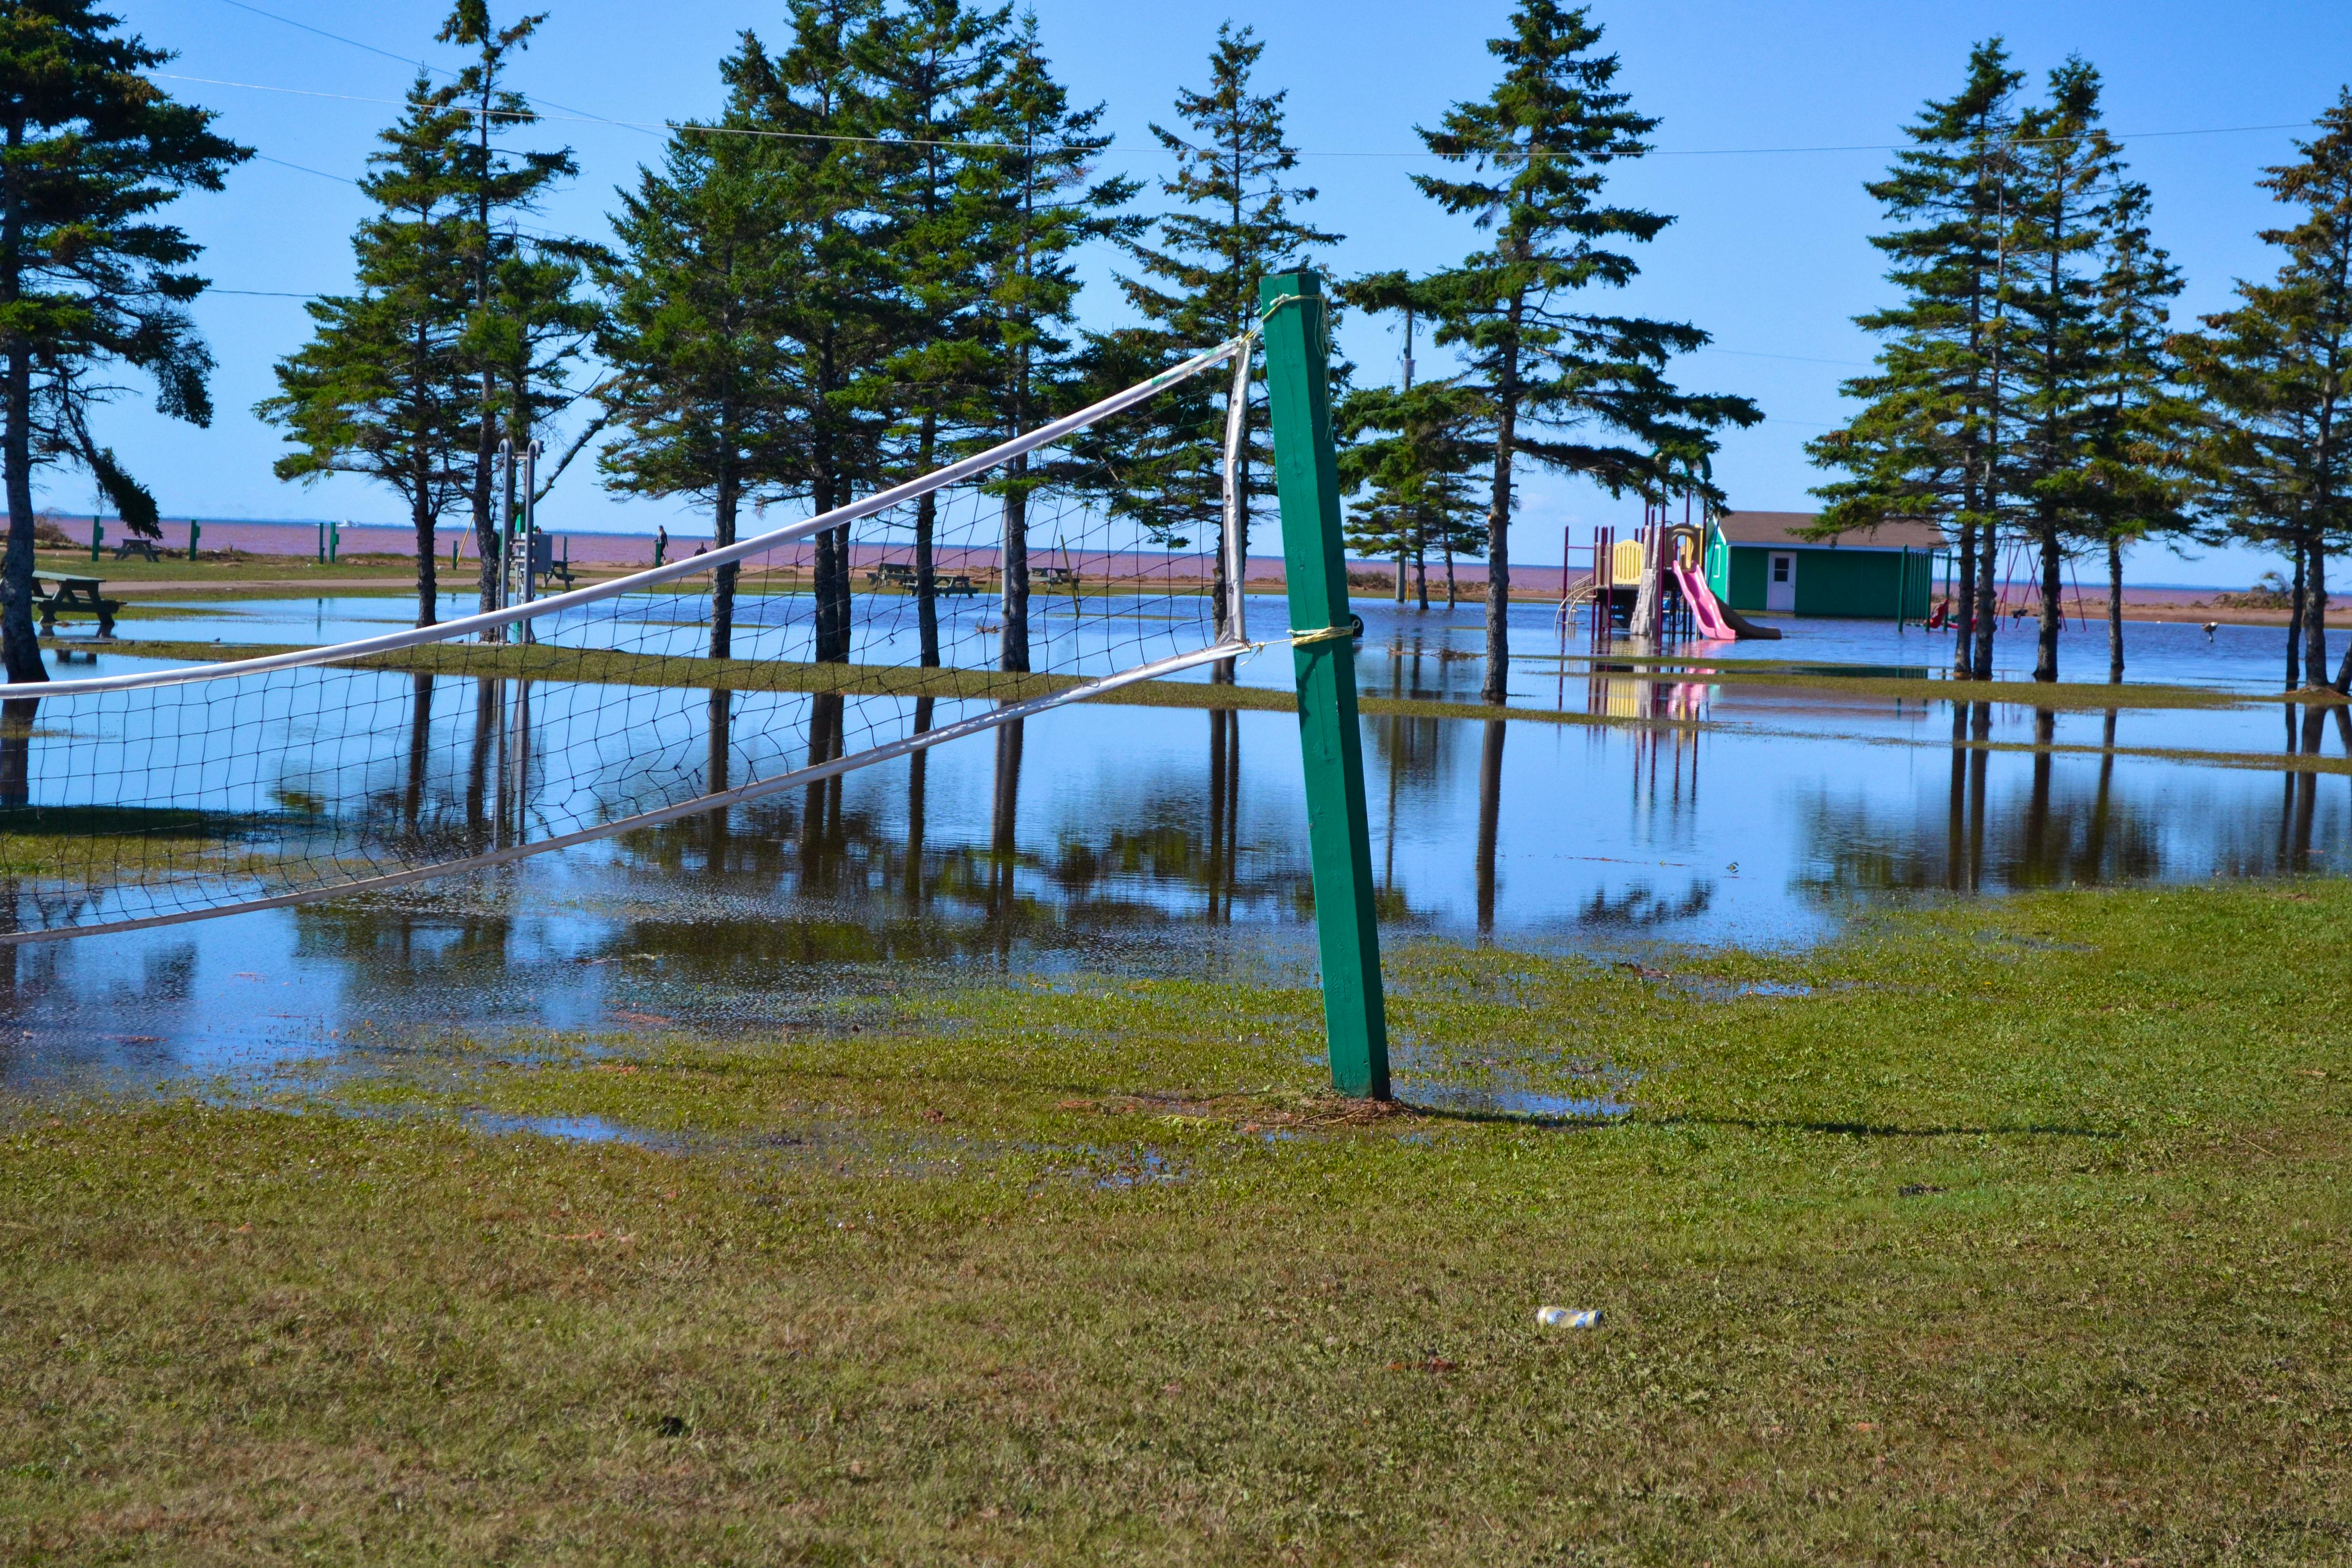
<box><xmin>1287</xmin><ymin>624</ymin><xmax>1355</xmax><ymax>647</ymax></box>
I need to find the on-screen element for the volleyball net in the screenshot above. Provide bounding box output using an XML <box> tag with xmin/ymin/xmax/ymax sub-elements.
<box><xmin>0</xmin><ymin>334</ymin><xmax>1265</xmax><ymax>942</ymax></box>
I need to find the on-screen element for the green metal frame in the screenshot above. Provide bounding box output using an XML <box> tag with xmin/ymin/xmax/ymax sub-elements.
<box><xmin>1258</xmin><ymin>271</ymin><xmax>1391</xmax><ymax>1101</ymax></box>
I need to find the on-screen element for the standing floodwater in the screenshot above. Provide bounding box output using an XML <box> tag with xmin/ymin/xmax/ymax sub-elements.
<box><xmin>2</xmin><ymin>595</ymin><xmax>2345</xmax><ymax>1090</ymax></box>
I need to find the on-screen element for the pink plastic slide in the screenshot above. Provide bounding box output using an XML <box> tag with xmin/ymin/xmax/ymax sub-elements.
<box><xmin>1669</xmin><ymin>560</ymin><xmax>1783</xmax><ymax>640</ymax></box>
<box><xmin>1669</xmin><ymin>560</ymin><xmax>1738</xmax><ymax>639</ymax></box>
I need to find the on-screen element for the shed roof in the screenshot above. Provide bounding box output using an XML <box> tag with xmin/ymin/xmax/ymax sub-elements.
<box><xmin>1714</xmin><ymin>510</ymin><xmax>1945</xmax><ymax>551</ymax></box>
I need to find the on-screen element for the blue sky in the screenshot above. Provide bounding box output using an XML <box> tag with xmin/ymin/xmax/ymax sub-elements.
<box><xmin>88</xmin><ymin>0</ymin><xmax>2352</xmax><ymax>584</ymax></box>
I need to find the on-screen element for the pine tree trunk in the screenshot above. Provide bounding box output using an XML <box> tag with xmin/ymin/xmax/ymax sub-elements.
<box><xmin>914</xmin><ymin>412</ymin><xmax>939</xmax><ymax>668</ymax></box>
<box><xmin>710</xmin><ymin>460</ymin><xmax>739</xmax><ymax>662</ymax></box>
<box><xmin>1482</xmin><ymin>300</ymin><xmax>1522</xmax><ymax>706</ymax></box>
<box><xmin>1</xmin><ymin>113</ymin><xmax>43</xmax><ymax>688</ymax></box>
<box><xmin>2304</xmin><ymin>532</ymin><xmax>2329</xmax><ymax>690</ymax></box>
<box><xmin>1</xmin><ymin>348</ymin><xmax>42</xmax><ymax>688</ymax></box>
<box><xmin>810</xmin><ymin>332</ymin><xmax>850</xmax><ymax>664</ymax></box>
<box><xmin>1415</xmin><ymin>538</ymin><xmax>1428</xmax><ymax>610</ymax></box>
<box><xmin>2288</xmin><ymin>538</ymin><xmax>2306</xmax><ymax>692</ymax></box>
<box><xmin>1394</xmin><ymin>547</ymin><xmax>1405</xmax><ymax>603</ymax></box>
<box><xmin>2105</xmin><ymin>535</ymin><xmax>2124</xmax><ymax>684</ymax></box>
<box><xmin>1951</xmin><ymin>519</ymin><xmax>1976</xmax><ymax>679</ymax></box>
<box><xmin>1446</xmin><ymin>545</ymin><xmax>1456</xmax><ymax>609</ymax></box>
<box><xmin>410</xmin><ymin>479</ymin><xmax>438</xmax><ymax>631</ymax></box>
<box><xmin>2033</xmin><ymin>514</ymin><xmax>2061</xmax><ymax>683</ymax></box>
<box><xmin>1000</xmin><ymin>453</ymin><xmax>1030</xmax><ymax>674</ymax></box>
<box><xmin>811</xmin><ymin>504</ymin><xmax>839</xmax><ymax>665</ymax></box>
<box><xmin>1972</xmin><ymin>519</ymin><xmax>1998</xmax><ymax>680</ymax></box>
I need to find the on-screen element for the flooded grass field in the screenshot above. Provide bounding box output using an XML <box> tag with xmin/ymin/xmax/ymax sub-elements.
<box><xmin>5</xmin><ymin>592</ymin><xmax>2345</xmax><ymax>1099</ymax></box>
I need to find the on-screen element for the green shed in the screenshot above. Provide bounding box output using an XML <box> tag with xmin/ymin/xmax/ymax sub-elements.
<box><xmin>1704</xmin><ymin>510</ymin><xmax>1946</xmax><ymax>621</ymax></box>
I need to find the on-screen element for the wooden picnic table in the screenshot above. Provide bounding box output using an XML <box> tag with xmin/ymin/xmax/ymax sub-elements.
<box><xmin>110</xmin><ymin>537</ymin><xmax>160</xmax><ymax>562</ymax></box>
<box><xmin>863</xmin><ymin>564</ymin><xmax>979</xmax><ymax>596</ymax></box>
<box><xmin>33</xmin><ymin>571</ymin><xmax>121</xmax><ymax>638</ymax></box>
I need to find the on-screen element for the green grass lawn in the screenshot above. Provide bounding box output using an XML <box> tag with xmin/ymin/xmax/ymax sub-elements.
<box><xmin>3</xmin><ymin>880</ymin><xmax>2347</xmax><ymax>1563</ymax></box>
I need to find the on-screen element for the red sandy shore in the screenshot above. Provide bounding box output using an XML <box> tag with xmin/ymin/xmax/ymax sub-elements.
<box><xmin>34</xmin><ymin>514</ymin><xmax>2344</xmax><ymax>625</ymax></box>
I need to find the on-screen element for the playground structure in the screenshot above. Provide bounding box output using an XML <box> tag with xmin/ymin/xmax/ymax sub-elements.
<box><xmin>1556</xmin><ymin>502</ymin><xmax>1783</xmax><ymax>651</ymax></box>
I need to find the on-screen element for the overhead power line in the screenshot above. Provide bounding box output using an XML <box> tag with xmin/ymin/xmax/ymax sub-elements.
<box><xmin>205</xmin><ymin>0</ymin><xmax>662</xmax><ymax>140</ymax></box>
<box><xmin>158</xmin><ymin>71</ymin><xmax>2316</xmax><ymax>161</ymax></box>
<box><xmin>209</xmin><ymin>0</ymin><xmax>429</xmax><ymax>73</ymax></box>
<box><xmin>253</xmin><ymin>152</ymin><xmax>355</xmax><ymax>185</ymax></box>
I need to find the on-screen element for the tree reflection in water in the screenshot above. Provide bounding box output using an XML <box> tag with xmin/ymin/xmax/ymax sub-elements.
<box><xmin>1796</xmin><ymin>697</ymin><xmax>2352</xmax><ymax>898</ymax></box>
<box><xmin>1476</xmin><ymin>719</ymin><xmax>1504</xmax><ymax>937</ymax></box>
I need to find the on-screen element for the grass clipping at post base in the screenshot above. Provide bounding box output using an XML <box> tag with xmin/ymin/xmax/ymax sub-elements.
<box><xmin>3</xmin><ymin>880</ymin><xmax>2349</xmax><ymax>1563</ymax></box>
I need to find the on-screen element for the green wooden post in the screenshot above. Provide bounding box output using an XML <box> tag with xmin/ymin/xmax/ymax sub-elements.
<box><xmin>1259</xmin><ymin>270</ymin><xmax>1390</xmax><ymax>1100</ymax></box>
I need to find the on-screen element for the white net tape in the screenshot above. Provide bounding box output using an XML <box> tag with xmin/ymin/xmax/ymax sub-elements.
<box><xmin>0</xmin><ymin>336</ymin><xmax>1260</xmax><ymax>942</ymax></box>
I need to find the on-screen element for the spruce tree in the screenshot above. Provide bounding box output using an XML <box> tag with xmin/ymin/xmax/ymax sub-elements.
<box><xmin>2006</xmin><ymin>58</ymin><xmax>2119</xmax><ymax>682</ymax></box>
<box><xmin>857</xmin><ymin>0</ymin><xmax>1010</xmax><ymax>668</ymax></box>
<box><xmin>1412</xmin><ymin>1</ymin><xmax>1758</xmax><ymax>702</ymax></box>
<box><xmin>2076</xmin><ymin>175</ymin><xmax>2188</xmax><ymax>683</ymax></box>
<box><xmin>1338</xmin><ymin>379</ymin><xmax>1485</xmax><ymax>614</ymax></box>
<box><xmin>1808</xmin><ymin>41</ymin><xmax>2021</xmax><ymax>680</ymax></box>
<box><xmin>0</xmin><ymin>0</ymin><xmax>248</xmax><ymax>683</ymax></box>
<box><xmin>969</xmin><ymin>16</ymin><xmax>1135</xmax><ymax>674</ymax></box>
<box><xmin>438</xmin><ymin>0</ymin><xmax>579</xmax><ymax>617</ymax></box>
<box><xmin>484</xmin><ymin>241</ymin><xmax>603</xmax><ymax>502</ymax></box>
<box><xmin>756</xmin><ymin>0</ymin><xmax>893</xmax><ymax>666</ymax></box>
<box><xmin>2180</xmin><ymin>92</ymin><xmax>2352</xmax><ymax>691</ymax></box>
<box><xmin>261</xmin><ymin>72</ymin><xmax>475</xmax><ymax>629</ymax></box>
<box><xmin>2179</xmin><ymin>313</ymin><xmax>2309</xmax><ymax>687</ymax></box>
<box><xmin>596</xmin><ymin>45</ymin><xmax>798</xmax><ymax>659</ymax></box>
<box><xmin>1118</xmin><ymin>21</ymin><xmax>1337</xmax><ymax>649</ymax></box>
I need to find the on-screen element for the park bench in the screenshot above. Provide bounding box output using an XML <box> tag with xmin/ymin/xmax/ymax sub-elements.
<box><xmin>110</xmin><ymin>537</ymin><xmax>160</xmax><ymax>563</ymax></box>
<box><xmin>34</xmin><ymin>571</ymin><xmax>120</xmax><ymax>638</ymax></box>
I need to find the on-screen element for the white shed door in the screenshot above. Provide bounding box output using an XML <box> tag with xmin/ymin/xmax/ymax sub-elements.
<box><xmin>1766</xmin><ymin>552</ymin><xmax>1797</xmax><ymax>612</ymax></box>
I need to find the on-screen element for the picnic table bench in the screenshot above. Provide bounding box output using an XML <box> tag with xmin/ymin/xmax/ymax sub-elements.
<box><xmin>1037</xmin><ymin>565</ymin><xmax>1081</xmax><ymax>587</ymax></box>
<box><xmin>863</xmin><ymin>563</ymin><xmax>979</xmax><ymax>596</ymax></box>
<box><xmin>110</xmin><ymin>537</ymin><xmax>160</xmax><ymax>563</ymax></box>
<box><xmin>34</xmin><ymin>571</ymin><xmax>120</xmax><ymax>638</ymax></box>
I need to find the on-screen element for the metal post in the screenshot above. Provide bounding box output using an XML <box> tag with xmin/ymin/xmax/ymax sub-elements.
<box><xmin>187</xmin><ymin>521</ymin><xmax>200</xmax><ymax>562</ymax></box>
<box><xmin>521</xmin><ymin>439</ymin><xmax>541</xmax><ymax>644</ymax></box>
<box><xmin>496</xmin><ymin>438</ymin><xmax>516</xmax><ymax>614</ymax></box>
<box><xmin>1259</xmin><ymin>270</ymin><xmax>1390</xmax><ymax>1101</ymax></box>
